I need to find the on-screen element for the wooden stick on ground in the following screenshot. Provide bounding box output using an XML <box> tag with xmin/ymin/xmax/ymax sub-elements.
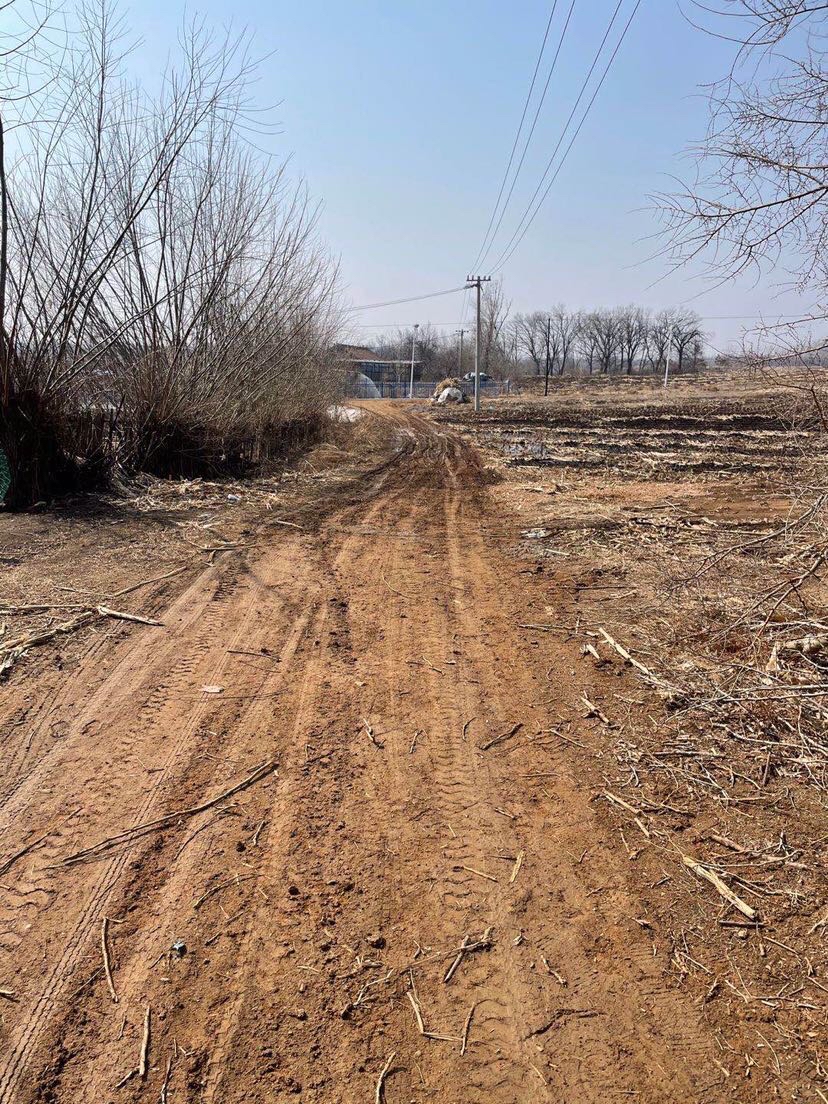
<box><xmin>193</xmin><ymin>873</ymin><xmax>256</xmax><ymax>910</ymax></box>
<box><xmin>111</xmin><ymin>565</ymin><xmax>188</xmax><ymax>599</ymax></box>
<box><xmin>363</xmin><ymin>718</ymin><xmax>383</xmax><ymax>749</ymax></box>
<box><xmin>0</xmin><ymin>830</ymin><xmax>50</xmax><ymax>877</ymax></box>
<box><xmin>682</xmin><ymin>855</ymin><xmax>758</xmax><ymax>921</ymax></box>
<box><xmin>444</xmin><ymin>927</ymin><xmax>493</xmax><ymax>984</ymax></box>
<box><xmin>139</xmin><ymin>1006</ymin><xmax>151</xmax><ymax>1079</ymax></box>
<box><xmin>509</xmin><ymin>852</ymin><xmax>524</xmax><ymax>885</ymax></box>
<box><xmin>460</xmin><ymin>1003</ymin><xmax>477</xmax><ymax>1056</ymax></box>
<box><xmin>479</xmin><ymin>723</ymin><xmax>523</xmax><ymax>752</ymax></box>
<box><xmin>101</xmin><ymin>917</ymin><xmax>118</xmax><ymax>1003</ymax></box>
<box><xmin>159</xmin><ymin>1056</ymin><xmax>173</xmax><ymax>1104</ymax></box>
<box><xmin>462</xmin><ymin>865</ymin><xmax>498</xmax><ymax>884</ymax></box>
<box><xmin>375</xmin><ymin>1052</ymin><xmax>395</xmax><ymax>1104</ymax></box>
<box><xmin>61</xmin><ymin>760</ymin><xmax>277</xmax><ymax>865</ymax></box>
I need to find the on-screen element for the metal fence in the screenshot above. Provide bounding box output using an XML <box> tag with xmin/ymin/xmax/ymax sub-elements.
<box><xmin>344</xmin><ymin>379</ymin><xmax>512</xmax><ymax>400</ymax></box>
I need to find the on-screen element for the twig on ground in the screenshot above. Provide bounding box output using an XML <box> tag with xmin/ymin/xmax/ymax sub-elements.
<box><xmin>111</xmin><ymin>565</ymin><xmax>188</xmax><ymax>599</ymax></box>
<box><xmin>193</xmin><ymin>873</ymin><xmax>256</xmax><ymax>910</ymax></box>
<box><xmin>363</xmin><ymin>718</ymin><xmax>383</xmax><ymax>749</ymax></box>
<box><xmin>139</xmin><ymin>1006</ymin><xmax>151</xmax><ymax>1079</ymax></box>
<box><xmin>159</xmin><ymin>1056</ymin><xmax>173</xmax><ymax>1104</ymax></box>
<box><xmin>101</xmin><ymin>917</ymin><xmax>119</xmax><ymax>1003</ymax></box>
<box><xmin>375</xmin><ymin>1052</ymin><xmax>396</xmax><ymax>1104</ymax></box>
<box><xmin>460</xmin><ymin>1002</ymin><xmax>477</xmax><ymax>1055</ymax></box>
<box><xmin>444</xmin><ymin>927</ymin><xmax>493</xmax><ymax>983</ymax></box>
<box><xmin>479</xmin><ymin>723</ymin><xmax>523</xmax><ymax>752</ymax></box>
<box><xmin>61</xmin><ymin>760</ymin><xmax>277</xmax><ymax>865</ymax></box>
<box><xmin>0</xmin><ymin>831</ymin><xmax>50</xmax><ymax>877</ymax></box>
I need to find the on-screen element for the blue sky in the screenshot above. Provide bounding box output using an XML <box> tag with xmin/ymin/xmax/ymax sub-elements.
<box><xmin>127</xmin><ymin>0</ymin><xmax>809</xmax><ymax>348</ymax></box>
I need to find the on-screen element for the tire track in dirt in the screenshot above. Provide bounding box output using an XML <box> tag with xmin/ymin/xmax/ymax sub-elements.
<box><xmin>1</xmin><ymin>405</ymin><xmax>741</xmax><ymax>1103</ymax></box>
<box><xmin>0</xmin><ymin>550</ymin><xmax>313</xmax><ymax>1102</ymax></box>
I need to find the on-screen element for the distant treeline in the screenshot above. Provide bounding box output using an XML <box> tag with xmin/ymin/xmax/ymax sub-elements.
<box><xmin>369</xmin><ymin>292</ymin><xmax>706</xmax><ymax>382</ymax></box>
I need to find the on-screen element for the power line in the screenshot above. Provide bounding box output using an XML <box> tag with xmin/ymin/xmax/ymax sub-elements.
<box><xmin>490</xmin><ymin>0</ymin><xmax>641</xmax><ymax>274</ymax></box>
<box><xmin>354</xmin><ymin>321</ymin><xmax>466</xmax><ymax>328</ymax></box>
<box><xmin>346</xmin><ymin>286</ymin><xmax>466</xmax><ymax>312</ymax></box>
<box><xmin>469</xmin><ymin>4</ymin><xmax>560</xmax><ymax>274</ymax></box>
<box><xmin>476</xmin><ymin>0</ymin><xmax>578</xmax><ymax>270</ymax></box>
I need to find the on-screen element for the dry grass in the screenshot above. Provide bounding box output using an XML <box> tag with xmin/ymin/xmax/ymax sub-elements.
<box><xmin>437</xmin><ymin>368</ymin><xmax>828</xmax><ymax>1084</ymax></box>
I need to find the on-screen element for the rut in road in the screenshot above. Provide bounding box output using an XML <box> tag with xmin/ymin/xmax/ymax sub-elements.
<box><xmin>1</xmin><ymin>408</ymin><xmax>724</xmax><ymax>1103</ymax></box>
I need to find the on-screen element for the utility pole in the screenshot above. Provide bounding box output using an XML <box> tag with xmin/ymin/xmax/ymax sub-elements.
<box><xmin>409</xmin><ymin>322</ymin><xmax>419</xmax><ymax>399</ymax></box>
<box><xmin>465</xmin><ymin>275</ymin><xmax>491</xmax><ymax>413</ymax></box>
<box><xmin>455</xmin><ymin>328</ymin><xmax>467</xmax><ymax>376</ymax></box>
<box><xmin>663</xmin><ymin>324</ymin><xmax>675</xmax><ymax>388</ymax></box>
<box><xmin>544</xmin><ymin>316</ymin><xmax>551</xmax><ymax>397</ymax></box>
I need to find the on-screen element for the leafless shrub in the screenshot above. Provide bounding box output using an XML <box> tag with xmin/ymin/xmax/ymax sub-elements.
<box><xmin>0</xmin><ymin>0</ymin><xmax>340</xmax><ymax>506</ymax></box>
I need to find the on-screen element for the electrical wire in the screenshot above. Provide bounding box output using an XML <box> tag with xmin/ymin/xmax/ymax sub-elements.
<box><xmin>469</xmin><ymin>4</ymin><xmax>560</xmax><ymax>273</ymax></box>
<box><xmin>476</xmin><ymin>0</ymin><xmax>578</xmax><ymax>270</ymax></box>
<box><xmin>346</xmin><ymin>286</ymin><xmax>466</xmax><ymax>312</ymax></box>
<box><xmin>490</xmin><ymin>0</ymin><xmax>642</xmax><ymax>274</ymax></box>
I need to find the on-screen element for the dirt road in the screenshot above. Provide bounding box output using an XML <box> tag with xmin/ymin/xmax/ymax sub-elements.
<box><xmin>1</xmin><ymin>406</ymin><xmax>733</xmax><ymax>1102</ymax></box>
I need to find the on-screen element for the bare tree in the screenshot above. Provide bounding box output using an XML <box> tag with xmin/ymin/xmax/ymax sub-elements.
<box><xmin>578</xmin><ymin>313</ymin><xmax>599</xmax><ymax>375</ymax></box>
<box><xmin>513</xmin><ymin>311</ymin><xmax>547</xmax><ymax>375</ymax></box>
<box><xmin>620</xmin><ymin>306</ymin><xmax>648</xmax><ymax>374</ymax></box>
<box><xmin>662</xmin><ymin>2</ymin><xmax>828</xmax><ymax>343</ymax></box>
<box><xmin>585</xmin><ymin>308</ymin><xmax>623</xmax><ymax>374</ymax></box>
<box><xmin>552</xmin><ymin>305</ymin><xmax>580</xmax><ymax>376</ymax></box>
<box><xmin>0</xmin><ymin>0</ymin><xmax>341</xmax><ymax>503</ymax></box>
<box><xmin>480</xmin><ymin>277</ymin><xmax>510</xmax><ymax>377</ymax></box>
<box><xmin>672</xmin><ymin>311</ymin><xmax>705</xmax><ymax>374</ymax></box>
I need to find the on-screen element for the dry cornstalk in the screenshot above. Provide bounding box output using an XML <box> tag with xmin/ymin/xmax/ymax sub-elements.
<box><xmin>0</xmin><ymin>605</ymin><xmax>163</xmax><ymax>676</ymax></box>
<box><xmin>682</xmin><ymin>855</ymin><xmax>758</xmax><ymax>921</ymax></box>
<box><xmin>97</xmin><ymin>607</ymin><xmax>164</xmax><ymax>626</ymax></box>
<box><xmin>509</xmin><ymin>851</ymin><xmax>524</xmax><ymax>885</ymax></box>
<box><xmin>139</xmin><ymin>1006</ymin><xmax>151</xmax><ymax>1079</ymax></box>
<box><xmin>598</xmin><ymin>627</ymin><xmax>668</xmax><ymax>686</ymax></box>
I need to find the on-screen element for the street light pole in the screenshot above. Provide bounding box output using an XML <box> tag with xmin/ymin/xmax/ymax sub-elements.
<box><xmin>409</xmin><ymin>322</ymin><xmax>419</xmax><ymax>399</ymax></box>
<box><xmin>455</xmin><ymin>328</ymin><xmax>466</xmax><ymax>376</ymax></box>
